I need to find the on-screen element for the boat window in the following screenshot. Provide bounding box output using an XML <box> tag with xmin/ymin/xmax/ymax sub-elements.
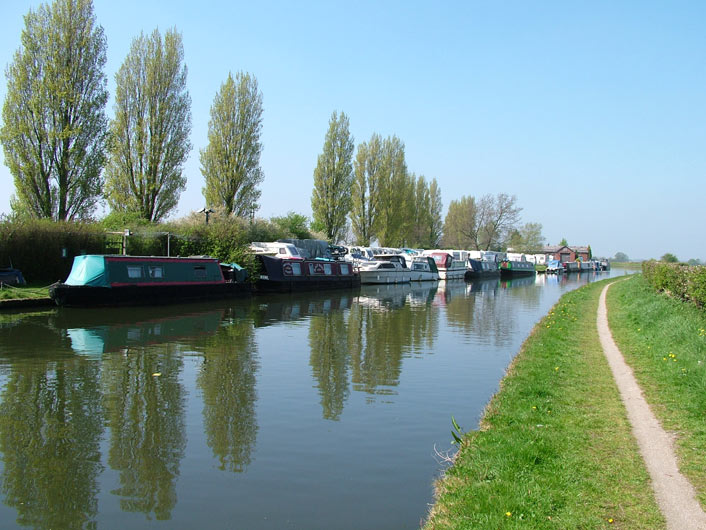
<box><xmin>193</xmin><ymin>266</ymin><xmax>207</xmax><ymax>279</ymax></box>
<box><xmin>149</xmin><ymin>266</ymin><xmax>164</xmax><ymax>279</ymax></box>
<box><xmin>380</xmin><ymin>263</ymin><xmax>395</xmax><ymax>269</ymax></box>
<box><xmin>283</xmin><ymin>262</ymin><xmax>302</xmax><ymax>276</ymax></box>
<box><xmin>324</xmin><ymin>263</ymin><xmax>332</xmax><ymax>275</ymax></box>
<box><xmin>340</xmin><ymin>263</ymin><xmax>350</xmax><ymax>275</ymax></box>
<box><xmin>127</xmin><ymin>266</ymin><xmax>143</xmax><ymax>279</ymax></box>
<box><xmin>290</xmin><ymin>247</ymin><xmax>299</xmax><ymax>256</ymax></box>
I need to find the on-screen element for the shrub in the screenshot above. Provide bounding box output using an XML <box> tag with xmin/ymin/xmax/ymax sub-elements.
<box><xmin>642</xmin><ymin>260</ymin><xmax>706</xmax><ymax>309</ymax></box>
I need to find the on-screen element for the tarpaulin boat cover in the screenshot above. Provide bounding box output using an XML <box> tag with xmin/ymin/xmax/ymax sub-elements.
<box><xmin>65</xmin><ymin>255</ymin><xmax>110</xmax><ymax>287</ymax></box>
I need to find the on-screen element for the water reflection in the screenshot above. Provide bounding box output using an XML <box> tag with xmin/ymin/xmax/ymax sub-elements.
<box><xmin>197</xmin><ymin>308</ymin><xmax>259</xmax><ymax>471</ymax></box>
<box><xmin>102</xmin><ymin>345</ymin><xmax>186</xmax><ymax>520</ymax></box>
<box><xmin>0</xmin><ymin>270</ymin><xmax>633</xmax><ymax>528</ymax></box>
<box><xmin>0</xmin><ymin>358</ymin><xmax>103</xmax><ymax>528</ymax></box>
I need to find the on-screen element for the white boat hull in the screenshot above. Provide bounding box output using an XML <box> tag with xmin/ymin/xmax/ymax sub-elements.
<box><xmin>358</xmin><ymin>270</ymin><xmax>411</xmax><ymax>284</ymax></box>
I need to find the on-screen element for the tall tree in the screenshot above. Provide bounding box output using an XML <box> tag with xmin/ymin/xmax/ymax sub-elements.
<box><xmin>375</xmin><ymin>135</ymin><xmax>407</xmax><ymax>247</ymax></box>
<box><xmin>201</xmin><ymin>72</ymin><xmax>263</xmax><ymax>216</ymax></box>
<box><xmin>441</xmin><ymin>195</ymin><xmax>477</xmax><ymax>249</ymax></box>
<box><xmin>311</xmin><ymin>111</ymin><xmax>354</xmax><ymax>243</ymax></box>
<box><xmin>105</xmin><ymin>28</ymin><xmax>192</xmax><ymax>222</ymax></box>
<box><xmin>351</xmin><ymin>133</ymin><xmax>383</xmax><ymax>245</ymax></box>
<box><xmin>427</xmin><ymin>178</ymin><xmax>443</xmax><ymax>247</ymax></box>
<box><xmin>1</xmin><ymin>0</ymin><xmax>108</xmax><ymax>220</ymax></box>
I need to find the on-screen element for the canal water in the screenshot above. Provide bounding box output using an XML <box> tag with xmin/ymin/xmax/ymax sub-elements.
<box><xmin>0</xmin><ymin>269</ymin><xmax>635</xmax><ymax>529</ymax></box>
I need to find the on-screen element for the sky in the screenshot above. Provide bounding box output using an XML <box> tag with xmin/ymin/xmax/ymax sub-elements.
<box><xmin>1</xmin><ymin>0</ymin><xmax>704</xmax><ymax>261</ymax></box>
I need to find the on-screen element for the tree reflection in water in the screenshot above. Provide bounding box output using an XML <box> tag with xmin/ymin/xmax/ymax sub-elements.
<box><xmin>198</xmin><ymin>309</ymin><xmax>259</xmax><ymax>471</ymax></box>
<box><xmin>102</xmin><ymin>345</ymin><xmax>186</xmax><ymax>520</ymax></box>
<box><xmin>0</xmin><ymin>359</ymin><xmax>103</xmax><ymax>529</ymax></box>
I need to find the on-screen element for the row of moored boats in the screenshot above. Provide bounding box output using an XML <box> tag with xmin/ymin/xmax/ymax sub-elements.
<box><xmin>48</xmin><ymin>240</ymin><xmax>607</xmax><ymax>307</ymax></box>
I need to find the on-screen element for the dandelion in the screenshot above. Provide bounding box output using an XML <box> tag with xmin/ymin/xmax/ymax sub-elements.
<box><xmin>532</xmin><ymin>406</ymin><xmax>537</xmax><ymax>410</ymax></box>
<box><xmin>555</xmin><ymin>366</ymin><xmax>559</xmax><ymax>371</ymax></box>
<box><xmin>608</xmin><ymin>518</ymin><xmax>614</xmax><ymax>524</ymax></box>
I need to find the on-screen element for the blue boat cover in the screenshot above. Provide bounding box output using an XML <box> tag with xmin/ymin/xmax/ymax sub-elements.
<box><xmin>65</xmin><ymin>255</ymin><xmax>110</xmax><ymax>287</ymax></box>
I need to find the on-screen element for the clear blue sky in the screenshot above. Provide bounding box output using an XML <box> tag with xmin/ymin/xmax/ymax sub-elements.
<box><xmin>1</xmin><ymin>0</ymin><xmax>704</xmax><ymax>261</ymax></box>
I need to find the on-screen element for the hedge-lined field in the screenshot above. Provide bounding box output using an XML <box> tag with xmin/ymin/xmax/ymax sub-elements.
<box><xmin>0</xmin><ymin>217</ymin><xmax>300</xmax><ymax>284</ymax></box>
<box><xmin>642</xmin><ymin>260</ymin><xmax>706</xmax><ymax>308</ymax></box>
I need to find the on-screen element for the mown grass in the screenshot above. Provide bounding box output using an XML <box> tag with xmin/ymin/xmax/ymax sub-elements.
<box><xmin>0</xmin><ymin>283</ymin><xmax>50</xmax><ymax>301</ymax></box>
<box><xmin>607</xmin><ymin>275</ymin><xmax>706</xmax><ymax>507</ymax></box>
<box><xmin>611</xmin><ymin>262</ymin><xmax>641</xmax><ymax>269</ymax></box>
<box><xmin>425</xmin><ymin>279</ymin><xmax>664</xmax><ymax>529</ymax></box>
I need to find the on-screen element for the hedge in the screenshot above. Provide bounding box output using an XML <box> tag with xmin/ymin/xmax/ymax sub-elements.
<box><xmin>642</xmin><ymin>260</ymin><xmax>706</xmax><ymax>308</ymax></box>
<box><xmin>0</xmin><ymin>217</ymin><xmax>296</xmax><ymax>285</ymax></box>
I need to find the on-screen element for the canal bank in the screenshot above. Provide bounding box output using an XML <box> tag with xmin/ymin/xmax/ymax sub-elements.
<box><xmin>425</xmin><ymin>278</ymin><xmax>664</xmax><ymax>528</ymax></box>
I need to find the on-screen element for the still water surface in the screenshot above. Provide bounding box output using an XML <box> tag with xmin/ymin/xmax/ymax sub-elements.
<box><xmin>0</xmin><ymin>270</ymin><xmax>635</xmax><ymax>529</ymax></box>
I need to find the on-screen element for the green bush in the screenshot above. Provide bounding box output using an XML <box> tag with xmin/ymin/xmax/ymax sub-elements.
<box><xmin>642</xmin><ymin>260</ymin><xmax>706</xmax><ymax>308</ymax></box>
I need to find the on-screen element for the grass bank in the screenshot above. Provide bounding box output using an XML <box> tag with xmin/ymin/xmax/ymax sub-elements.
<box><xmin>0</xmin><ymin>283</ymin><xmax>50</xmax><ymax>301</ymax></box>
<box><xmin>607</xmin><ymin>275</ymin><xmax>706</xmax><ymax>506</ymax></box>
<box><xmin>425</xmin><ymin>278</ymin><xmax>663</xmax><ymax>529</ymax></box>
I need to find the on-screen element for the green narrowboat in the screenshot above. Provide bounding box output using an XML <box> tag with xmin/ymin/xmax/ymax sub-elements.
<box><xmin>49</xmin><ymin>255</ymin><xmax>249</xmax><ymax>307</ymax></box>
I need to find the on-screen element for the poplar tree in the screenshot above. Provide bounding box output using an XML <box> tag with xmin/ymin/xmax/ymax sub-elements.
<box><xmin>105</xmin><ymin>28</ymin><xmax>192</xmax><ymax>222</ymax></box>
<box><xmin>351</xmin><ymin>133</ymin><xmax>383</xmax><ymax>245</ymax></box>
<box><xmin>375</xmin><ymin>135</ymin><xmax>407</xmax><ymax>247</ymax></box>
<box><xmin>427</xmin><ymin>178</ymin><xmax>443</xmax><ymax>247</ymax></box>
<box><xmin>311</xmin><ymin>111</ymin><xmax>354</xmax><ymax>243</ymax></box>
<box><xmin>201</xmin><ymin>72</ymin><xmax>263</xmax><ymax>216</ymax></box>
<box><xmin>1</xmin><ymin>0</ymin><xmax>108</xmax><ymax>220</ymax></box>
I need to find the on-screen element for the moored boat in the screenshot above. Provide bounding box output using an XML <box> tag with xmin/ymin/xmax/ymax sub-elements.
<box><xmin>357</xmin><ymin>256</ymin><xmax>411</xmax><ymax>284</ymax></box>
<box><xmin>410</xmin><ymin>256</ymin><xmax>440</xmax><ymax>281</ymax></box>
<box><xmin>464</xmin><ymin>258</ymin><xmax>500</xmax><ymax>281</ymax></box>
<box><xmin>499</xmin><ymin>259</ymin><xmax>536</xmax><ymax>277</ymax></box>
<box><xmin>256</xmin><ymin>254</ymin><xmax>359</xmax><ymax>291</ymax></box>
<box><xmin>428</xmin><ymin>252</ymin><xmax>466</xmax><ymax>280</ymax></box>
<box><xmin>546</xmin><ymin>259</ymin><xmax>564</xmax><ymax>274</ymax></box>
<box><xmin>49</xmin><ymin>255</ymin><xmax>249</xmax><ymax>307</ymax></box>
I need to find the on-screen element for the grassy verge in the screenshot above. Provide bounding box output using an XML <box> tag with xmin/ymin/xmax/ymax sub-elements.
<box><xmin>0</xmin><ymin>284</ymin><xmax>50</xmax><ymax>301</ymax></box>
<box><xmin>610</xmin><ymin>261</ymin><xmax>641</xmax><ymax>269</ymax></box>
<box><xmin>425</xmin><ymin>278</ymin><xmax>663</xmax><ymax>529</ymax></box>
<box><xmin>607</xmin><ymin>275</ymin><xmax>706</xmax><ymax>506</ymax></box>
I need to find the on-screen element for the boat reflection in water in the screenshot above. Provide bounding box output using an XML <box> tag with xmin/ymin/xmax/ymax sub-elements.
<box><xmin>57</xmin><ymin>305</ymin><xmax>226</xmax><ymax>357</ymax></box>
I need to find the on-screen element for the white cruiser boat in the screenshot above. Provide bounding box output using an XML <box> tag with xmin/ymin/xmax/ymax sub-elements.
<box><xmin>357</xmin><ymin>255</ymin><xmax>411</xmax><ymax>284</ymax></box>
<box><xmin>410</xmin><ymin>256</ymin><xmax>440</xmax><ymax>281</ymax></box>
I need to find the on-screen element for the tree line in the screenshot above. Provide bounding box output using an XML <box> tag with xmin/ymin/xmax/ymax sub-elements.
<box><xmin>3</xmin><ymin>0</ymin><xmax>543</xmax><ymax>253</ymax></box>
<box><xmin>1</xmin><ymin>0</ymin><xmax>263</xmax><ymax>223</ymax></box>
<box><xmin>311</xmin><ymin>112</ymin><xmax>543</xmax><ymax>251</ymax></box>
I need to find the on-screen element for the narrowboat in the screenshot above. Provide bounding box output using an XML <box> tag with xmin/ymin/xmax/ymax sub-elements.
<box><xmin>499</xmin><ymin>259</ymin><xmax>536</xmax><ymax>277</ymax></box>
<box><xmin>464</xmin><ymin>258</ymin><xmax>500</xmax><ymax>281</ymax></box>
<box><xmin>49</xmin><ymin>255</ymin><xmax>250</xmax><ymax>307</ymax></box>
<box><xmin>256</xmin><ymin>254</ymin><xmax>359</xmax><ymax>291</ymax></box>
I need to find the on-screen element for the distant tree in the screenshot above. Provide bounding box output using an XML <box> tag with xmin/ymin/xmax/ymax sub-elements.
<box><xmin>559</xmin><ymin>237</ymin><xmax>568</xmax><ymax>246</ymax></box>
<box><xmin>441</xmin><ymin>196</ymin><xmax>476</xmax><ymax>249</ymax></box>
<box><xmin>201</xmin><ymin>71</ymin><xmax>263</xmax><ymax>217</ymax></box>
<box><xmin>350</xmin><ymin>134</ymin><xmax>382</xmax><ymax>245</ymax></box>
<box><xmin>1</xmin><ymin>0</ymin><xmax>108</xmax><ymax>220</ymax></box>
<box><xmin>661</xmin><ymin>253</ymin><xmax>679</xmax><ymax>263</ymax></box>
<box><xmin>613</xmin><ymin>252</ymin><xmax>629</xmax><ymax>262</ymax></box>
<box><xmin>687</xmin><ymin>258</ymin><xmax>703</xmax><ymax>266</ymax></box>
<box><xmin>105</xmin><ymin>27</ymin><xmax>192</xmax><ymax>222</ymax></box>
<box><xmin>476</xmin><ymin>193</ymin><xmax>522</xmax><ymax>250</ymax></box>
<box><xmin>427</xmin><ymin>178</ymin><xmax>443</xmax><ymax>247</ymax></box>
<box><xmin>506</xmin><ymin>222</ymin><xmax>544</xmax><ymax>253</ymax></box>
<box><xmin>271</xmin><ymin>212</ymin><xmax>311</xmax><ymax>239</ymax></box>
<box><xmin>311</xmin><ymin>111</ymin><xmax>354</xmax><ymax>243</ymax></box>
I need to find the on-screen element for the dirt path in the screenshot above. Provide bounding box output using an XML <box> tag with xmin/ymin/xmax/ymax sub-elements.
<box><xmin>598</xmin><ymin>282</ymin><xmax>706</xmax><ymax>529</ymax></box>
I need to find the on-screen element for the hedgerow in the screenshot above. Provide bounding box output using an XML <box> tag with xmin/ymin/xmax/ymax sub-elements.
<box><xmin>0</xmin><ymin>216</ymin><xmax>303</xmax><ymax>284</ymax></box>
<box><xmin>642</xmin><ymin>260</ymin><xmax>706</xmax><ymax>308</ymax></box>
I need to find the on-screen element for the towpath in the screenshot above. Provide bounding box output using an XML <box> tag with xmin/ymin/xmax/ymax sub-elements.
<box><xmin>598</xmin><ymin>282</ymin><xmax>706</xmax><ymax>530</ymax></box>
